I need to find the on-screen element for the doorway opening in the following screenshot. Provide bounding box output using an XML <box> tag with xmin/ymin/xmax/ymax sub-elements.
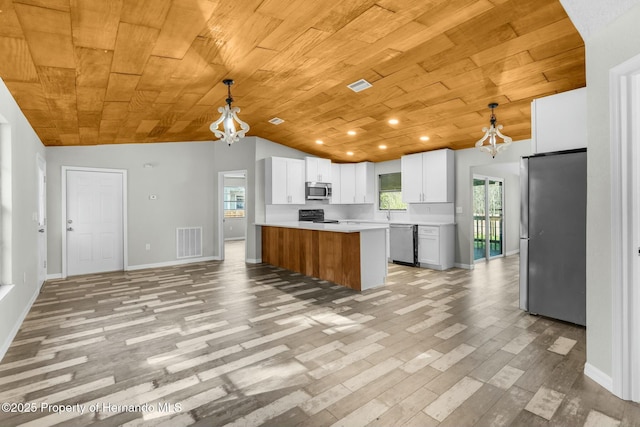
<box><xmin>218</xmin><ymin>170</ymin><xmax>247</xmax><ymax>262</ymax></box>
<box><xmin>473</xmin><ymin>175</ymin><xmax>504</xmax><ymax>261</ymax></box>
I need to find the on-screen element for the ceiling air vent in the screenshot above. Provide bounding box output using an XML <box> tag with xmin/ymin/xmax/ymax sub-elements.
<box><xmin>268</xmin><ymin>117</ymin><xmax>285</xmax><ymax>125</ymax></box>
<box><xmin>347</xmin><ymin>79</ymin><xmax>372</xmax><ymax>93</ymax></box>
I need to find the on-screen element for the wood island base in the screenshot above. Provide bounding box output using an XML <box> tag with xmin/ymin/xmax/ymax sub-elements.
<box><xmin>261</xmin><ymin>225</ymin><xmax>387</xmax><ymax>291</ymax></box>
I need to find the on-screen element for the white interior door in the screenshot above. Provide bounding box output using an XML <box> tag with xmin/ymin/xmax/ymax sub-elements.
<box><xmin>66</xmin><ymin>170</ymin><xmax>124</xmax><ymax>276</ymax></box>
<box><xmin>37</xmin><ymin>154</ymin><xmax>46</xmax><ymax>286</ymax></box>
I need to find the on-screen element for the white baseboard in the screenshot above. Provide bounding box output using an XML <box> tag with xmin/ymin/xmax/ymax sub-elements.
<box><xmin>0</xmin><ymin>281</ymin><xmax>43</xmax><ymax>362</ymax></box>
<box><xmin>46</xmin><ymin>273</ymin><xmax>62</xmax><ymax>280</ymax></box>
<box><xmin>454</xmin><ymin>263</ymin><xmax>475</xmax><ymax>270</ymax></box>
<box><xmin>246</xmin><ymin>258</ymin><xmax>262</xmax><ymax>264</ymax></box>
<box><xmin>584</xmin><ymin>362</ymin><xmax>613</xmax><ymax>392</ymax></box>
<box><xmin>505</xmin><ymin>249</ymin><xmax>520</xmax><ymax>256</ymax></box>
<box><xmin>127</xmin><ymin>256</ymin><xmax>217</xmax><ymax>271</ymax></box>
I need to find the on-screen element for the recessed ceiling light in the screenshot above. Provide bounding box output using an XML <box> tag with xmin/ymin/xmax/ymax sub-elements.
<box><xmin>347</xmin><ymin>79</ymin><xmax>372</xmax><ymax>93</ymax></box>
<box><xmin>268</xmin><ymin>117</ymin><xmax>285</xmax><ymax>125</ymax></box>
<box><xmin>347</xmin><ymin>130</ymin><xmax>356</xmax><ymax>136</ymax></box>
<box><xmin>388</xmin><ymin>119</ymin><xmax>399</xmax><ymax>125</ymax></box>
<box><xmin>420</xmin><ymin>136</ymin><xmax>430</xmax><ymax>141</ymax></box>
<box><xmin>347</xmin><ymin>151</ymin><xmax>354</xmax><ymax>156</ymax></box>
<box><xmin>315</xmin><ymin>140</ymin><xmax>323</xmax><ymax>145</ymax></box>
<box><xmin>379</xmin><ymin>144</ymin><xmax>387</xmax><ymax>149</ymax></box>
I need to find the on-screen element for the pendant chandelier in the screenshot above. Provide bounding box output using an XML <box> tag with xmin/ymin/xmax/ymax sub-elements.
<box><xmin>210</xmin><ymin>79</ymin><xmax>250</xmax><ymax>145</ymax></box>
<box><xmin>475</xmin><ymin>102</ymin><xmax>512</xmax><ymax>158</ymax></box>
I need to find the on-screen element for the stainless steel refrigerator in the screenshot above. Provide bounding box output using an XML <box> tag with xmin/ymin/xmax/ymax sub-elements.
<box><xmin>519</xmin><ymin>149</ymin><xmax>587</xmax><ymax>326</ymax></box>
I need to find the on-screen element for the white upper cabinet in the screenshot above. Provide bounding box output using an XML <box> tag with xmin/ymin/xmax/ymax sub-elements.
<box><xmin>265</xmin><ymin>157</ymin><xmax>306</xmax><ymax>205</ymax></box>
<box><xmin>423</xmin><ymin>149</ymin><xmax>453</xmax><ymax>202</ymax></box>
<box><xmin>339</xmin><ymin>163</ymin><xmax>356</xmax><ymax>204</ymax></box>
<box><xmin>532</xmin><ymin>87</ymin><xmax>586</xmax><ymax>154</ymax></box>
<box><xmin>401</xmin><ymin>153</ymin><xmax>423</xmax><ymax>203</ymax></box>
<box><xmin>335</xmin><ymin>162</ymin><xmax>374</xmax><ymax>204</ymax></box>
<box><xmin>401</xmin><ymin>148</ymin><xmax>454</xmax><ymax>203</ymax></box>
<box><xmin>305</xmin><ymin>156</ymin><xmax>332</xmax><ymax>182</ymax></box>
<box><xmin>355</xmin><ymin>162</ymin><xmax>375</xmax><ymax>204</ymax></box>
<box><xmin>330</xmin><ymin>163</ymin><xmax>341</xmax><ymax>204</ymax></box>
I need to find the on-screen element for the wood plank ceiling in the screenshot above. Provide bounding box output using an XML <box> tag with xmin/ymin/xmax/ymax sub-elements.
<box><xmin>0</xmin><ymin>0</ymin><xmax>585</xmax><ymax>162</ymax></box>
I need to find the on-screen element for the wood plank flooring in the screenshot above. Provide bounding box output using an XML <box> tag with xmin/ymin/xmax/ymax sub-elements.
<box><xmin>0</xmin><ymin>241</ymin><xmax>638</xmax><ymax>426</ymax></box>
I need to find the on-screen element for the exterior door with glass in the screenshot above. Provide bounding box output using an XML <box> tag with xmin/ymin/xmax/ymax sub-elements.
<box><xmin>473</xmin><ymin>176</ymin><xmax>504</xmax><ymax>261</ymax></box>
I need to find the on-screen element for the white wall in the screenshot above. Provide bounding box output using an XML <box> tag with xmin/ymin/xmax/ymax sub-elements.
<box><xmin>46</xmin><ymin>142</ymin><xmax>217</xmax><ymax>272</ymax></box>
<box><xmin>0</xmin><ymin>79</ymin><xmax>46</xmax><ymax>360</ymax></box>
<box><xmin>213</xmin><ymin>136</ymin><xmax>309</xmax><ymax>262</ymax></box>
<box><xmin>43</xmin><ymin>136</ymin><xmax>308</xmax><ymax>272</ymax></box>
<box><xmin>213</xmin><ymin>137</ymin><xmax>257</xmax><ymax>260</ymax></box>
<box><xmin>454</xmin><ymin>140</ymin><xmax>532</xmax><ymax>268</ymax></box>
<box><xmin>583</xmin><ymin>3</ymin><xmax>640</xmax><ymax>380</ymax></box>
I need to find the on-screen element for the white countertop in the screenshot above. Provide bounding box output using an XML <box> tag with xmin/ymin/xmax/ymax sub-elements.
<box><xmin>340</xmin><ymin>219</ymin><xmax>456</xmax><ymax>226</ymax></box>
<box><xmin>256</xmin><ymin>221</ymin><xmax>389</xmax><ymax>233</ymax></box>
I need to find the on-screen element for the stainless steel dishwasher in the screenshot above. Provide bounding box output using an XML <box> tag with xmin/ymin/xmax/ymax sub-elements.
<box><xmin>389</xmin><ymin>224</ymin><xmax>418</xmax><ymax>266</ymax></box>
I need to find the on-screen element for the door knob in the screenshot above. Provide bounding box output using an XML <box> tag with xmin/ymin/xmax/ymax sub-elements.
<box><xmin>67</xmin><ymin>219</ymin><xmax>73</xmax><ymax>224</ymax></box>
<box><xmin>38</xmin><ymin>228</ymin><xmax>45</xmax><ymax>233</ymax></box>
<box><xmin>67</xmin><ymin>227</ymin><xmax>74</xmax><ymax>231</ymax></box>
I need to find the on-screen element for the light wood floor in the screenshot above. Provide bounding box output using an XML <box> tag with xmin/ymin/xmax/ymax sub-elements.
<box><xmin>0</xmin><ymin>241</ymin><xmax>638</xmax><ymax>426</ymax></box>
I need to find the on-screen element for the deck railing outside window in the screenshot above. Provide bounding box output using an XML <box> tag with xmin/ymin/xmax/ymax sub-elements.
<box><xmin>473</xmin><ymin>215</ymin><xmax>503</xmax><ymax>253</ymax></box>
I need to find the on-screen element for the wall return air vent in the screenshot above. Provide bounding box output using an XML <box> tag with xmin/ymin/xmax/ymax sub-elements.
<box><xmin>176</xmin><ymin>227</ymin><xmax>203</xmax><ymax>259</ymax></box>
<box><xmin>347</xmin><ymin>79</ymin><xmax>372</xmax><ymax>93</ymax></box>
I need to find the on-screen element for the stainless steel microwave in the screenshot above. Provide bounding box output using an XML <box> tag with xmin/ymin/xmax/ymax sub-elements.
<box><xmin>305</xmin><ymin>182</ymin><xmax>332</xmax><ymax>200</ymax></box>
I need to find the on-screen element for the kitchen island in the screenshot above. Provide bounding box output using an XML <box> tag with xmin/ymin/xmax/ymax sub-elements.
<box><xmin>257</xmin><ymin>222</ymin><xmax>388</xmax><ymax>291</ymax></box>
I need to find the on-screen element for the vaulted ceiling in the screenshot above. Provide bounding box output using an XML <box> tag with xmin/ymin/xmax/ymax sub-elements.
<box><xmin>0</xmin><ymin>0</ymin><xmax>585</xmax><ymax>162</ymax></box>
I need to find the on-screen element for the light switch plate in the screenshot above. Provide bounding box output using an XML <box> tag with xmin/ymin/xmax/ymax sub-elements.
<box><xmin>456</xmin><ymin>206</ymin><xmax>463</xmax><ymax>214</ymax></box>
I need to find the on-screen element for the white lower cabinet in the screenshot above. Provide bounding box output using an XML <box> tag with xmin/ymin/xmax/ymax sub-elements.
<box><xmin>386</xmin><ymin>228</ymin><xmax>390</xmax><ymax>261</ymax></box>
<box><xmin>418</xmin><ymin>224</ymin><xmax>455</xmax><ymax>270</ymax></box>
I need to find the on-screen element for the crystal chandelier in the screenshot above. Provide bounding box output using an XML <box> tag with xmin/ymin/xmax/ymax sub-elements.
<box><xmin>210</xmin><ymin>79</ymin><xmax>250</xmax><ymax>145</ymax></box>
<box><xmin>475</xmin><ymin>102</ymin><xmax>512</xmax><ymax>158</ymax></box>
